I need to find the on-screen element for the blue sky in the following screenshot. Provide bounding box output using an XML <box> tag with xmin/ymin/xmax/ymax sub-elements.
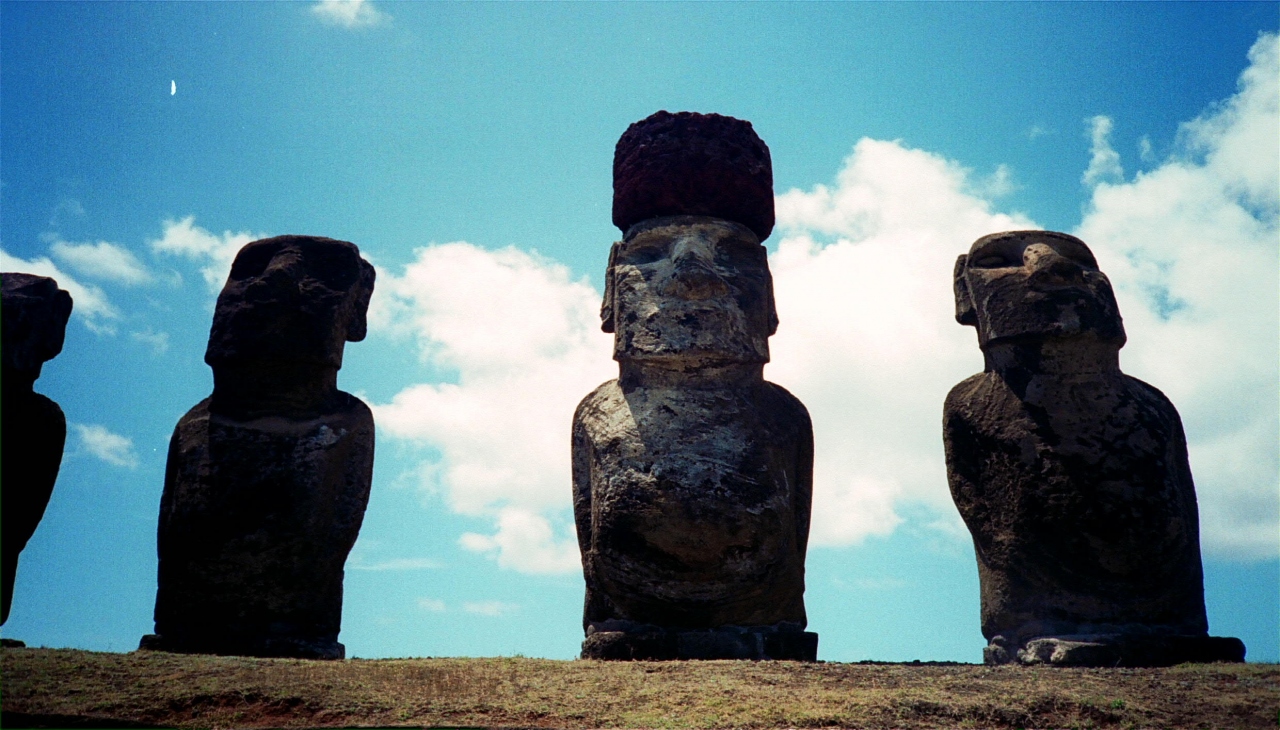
<box><xmin>2</xmin><ymin>1</ymin><xmax>1276</xmax><ymax>662</ymax></box>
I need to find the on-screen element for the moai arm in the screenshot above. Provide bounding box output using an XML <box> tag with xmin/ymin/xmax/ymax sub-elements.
<box><xmin>785</xmin><ymin>387</ymin><xmax>815</xmax><ymax>556</ymax></box>
<box><xmin>571</xmin><ymin>399</ymin><xmax>595</xmax><ymax>562</ymax></box>
<box><xmin>941</xmin><ymin>375</ymin><xmax>992</xmax><ymax>545</ymax></box>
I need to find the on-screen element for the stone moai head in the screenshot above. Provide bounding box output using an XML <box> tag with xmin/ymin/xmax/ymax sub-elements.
<box><xmin>953</xmin><ymin>230</ymin><xmax>1125</xmax><ymax>349</ymax></box>
<box><xmin>601</xmin><ymin>111</ymin><xmax>778</xmax><ymax>367</ymax></box>
<box><xmin>205</xmin><ymin>236</ymin><xmax>375</xmax><ymax>371</ymax></box>
<box><xmin>1</xmin><ymin>273</ymin><xmax>74</xmax><ymax>385</ymax></box>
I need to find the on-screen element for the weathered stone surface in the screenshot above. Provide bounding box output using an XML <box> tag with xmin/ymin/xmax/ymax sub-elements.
<box><xmin>944</xmin><ymin>230</ymin><xmax>1245</xmax><ymax>667</ymax></box>
<box><xmin>576</xmin><ymin>117</ymin><xmax>813</xmax><ymax>661</ymax></box>
<box><xmin>142</xmin><ymin>236</ymin><xmax>375</xmax><ymax>660</ymax></box>
<box><xmin>1</xmin><ymin>273</ymin><xmax>73</xmax><ymax>626</ymax></box>
<box><xmin>613</xmin><ymin>111</ymin><xmax>775</xmax><ymax>242</ymax></box>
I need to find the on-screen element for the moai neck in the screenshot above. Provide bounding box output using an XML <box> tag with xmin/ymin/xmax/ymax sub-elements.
<box><xmin>210</xmin><ymin>362</ymin><xmax>341</xmax><ymax>420</ymax></box>
<box><xmin>1</xmin><ymin>364</ymin><xmax>39</xmax><ymax>397</ymax></box>
<box><xmin>983</xmin><ymin>337</ymin><xmax>1122</xmax><ymax>401</ymax></box>
<box><xmin>619</xmin><ymin>361</ymin><xmax>765</xmax><ymax>390</ymax></box>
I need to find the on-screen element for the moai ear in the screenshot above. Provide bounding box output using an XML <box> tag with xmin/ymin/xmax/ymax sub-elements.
<box><xmin>766</xmin><ymin>269</ymin><xmax>780</xmax><ymax>336</ymax></box>
<box><xmin>346</xmin><ymin>260</ymin><xmax>376</xmax><ymax>342</ymax></box>
<box><xmin>600</xmin><ymin>242</ymin><xmax>620</xmax><ymax>333</ymax></box>
<box><xmin>953</xmin><ymin>254</ymin><xmax>977</xmax><ymax>326</ymax></box>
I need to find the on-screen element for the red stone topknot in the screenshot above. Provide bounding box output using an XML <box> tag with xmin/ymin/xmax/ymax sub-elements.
<box><xmin>612</xmin><ymin>111</ymin><xmax>774</xmax><ymax>241</ymax></box>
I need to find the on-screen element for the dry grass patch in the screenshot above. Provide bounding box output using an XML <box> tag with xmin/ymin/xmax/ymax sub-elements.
<box><xmin>2</xmin><ymin>647</ymin><xmax>1277</xmax><ymax>729</ymax></box>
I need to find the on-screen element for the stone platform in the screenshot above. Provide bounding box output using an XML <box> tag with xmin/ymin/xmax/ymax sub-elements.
<box><xmin>139</xmin><ymin>632</ymin><xmax>344</xmax><ymax>660</ymax></box>
<box><xmin>985</xmin><ymin>634</ymin><xmax>1246</xmax><ymax>667</ymax></box>
<box><xmin>582</xmin><ymin>622</ymin><xmax>817</xmax><ymax>661</ymax></box>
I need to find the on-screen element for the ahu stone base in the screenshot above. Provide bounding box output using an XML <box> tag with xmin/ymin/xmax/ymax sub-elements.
<box><xmin>985</xmin><ymin>634</ymin><xmax>1245</xmax><ymax>667</ymax></box>
<box><xmin>582</xmin><ymin>622</ymin><xmax>817</xmax><ymax>661</ymax></box>
<box><xmin>139</xmin><ymin>632</ymin><xmax>344</xmax><ymax>660</ymax></box>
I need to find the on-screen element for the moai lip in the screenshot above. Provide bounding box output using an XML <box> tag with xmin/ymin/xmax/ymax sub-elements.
<box><xmin>1</xmin><ymin>273</ymin><xmax>73</xmax><ymax>627</ymax></box>
<box><xmin>141</xmin><ymin>236</ymin><xmax>376</xmax><ymax>660</ymax></box>
<box><xmin>944</xmin><ymin>230</ymin><xmax>1245</xmax><ymax>667</ymax></box>
<box><xmin>574</xmin><ymin>112</ymin><xmax>817</xmax><ymax>661</ymax></box>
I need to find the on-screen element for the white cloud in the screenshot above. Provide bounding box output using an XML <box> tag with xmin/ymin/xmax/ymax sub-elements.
<box><xmin>149</xmin><ymin>216</ymin><xmax>264</xmax><ymax>293</ymax></box>
<box><xmin>416</xmin><ymin>598</ymin><xmax>447</xmax><ymax>612</ymax></box>
<box><xmin>370</xmin><ymin>242</ymin><xmax>613</xmax><ymax>575</ymax></box>
<box><xmin>0</xmin><ymin>248</ymin><xmax>121</xmax><ymax>335</ymax></box>
<box><xmin>72</xmin><ymin>423</ymin><xmax>139</xmax><ymax>469</ymax></box>
<box><xmin>459</xmin><ymin>508</ymin><xmax>580</xmax><ymax>575</ymax></box>
<box><xmin>129</xmin><ymin>329</ymin><xmax>170</xmax><ymax>356</ymax></box>
<box><xmin>1074</xmin><ymin>31</ymin><xmax>1279</xmax><ymax>560</ymax></box>
<box><xmin>50</xmin><ymin>238</ymin><xmax>153</xmax><ymax>286</ymax></box>
<box><xmin>770</xmin><ymin>138</ymin><xmax>1036</xmax><ymax>548</ymax></box>
<box><xmin>366</xmin><ymin>35</ymin><xmax>1277</xmax><ymax>570</ymax></box>
<box><xmin>311</xmin><ymin>0</ymin><xmax>387</xmax><ymax>28</ymax></box>
<box><xmin>462</xmin><ymin>600</ymin><xmax>518</xmax><ymax>617</ymax></box>
<box><xmin>348</xmin><ymin>558</ymin><xmax>442</xmax><ymax>571</ymax></box>
<box><xmin>1083</xmin><ymin>115</ymin><xmax>1125</xmax><ymax>187</ymax></box>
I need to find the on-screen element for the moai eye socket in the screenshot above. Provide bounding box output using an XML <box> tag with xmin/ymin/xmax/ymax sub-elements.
<box><xmin>713</xmin><ymin>233</ymin><xmax>765</xmax><ymax>269</ymax></box>
<box><xmin>618</xmin><ymin>237</ymin><xmax>669</xmax><ymax>265</ymax></box>
<box><xmin>228</xmin><ymin>242</ymin><xmax>281</xmax><ymax>280</ymax></box>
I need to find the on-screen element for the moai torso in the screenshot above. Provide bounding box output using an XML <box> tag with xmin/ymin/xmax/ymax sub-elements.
<box><xmin>143</xmin><ymin>235</ymin><xmax>376</xmax><ymax>660</ymax></box>
<box><xmin>574</xmin><ymin>112</ymin><xmax>816</xmax><ymax>661</ymax></box>
<box><xmin>1</xmin><ymin>273</ymin><xmax>73</xmax><ymax>628</ymax></box>
<box><xmin>943</xmin><ymin>230</ymin><xmax>1244</xmax><ymax>666</ymax></box>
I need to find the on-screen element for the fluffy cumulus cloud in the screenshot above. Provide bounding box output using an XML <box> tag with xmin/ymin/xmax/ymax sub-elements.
<box><xmin>72</xmin><ymin>423</ymin><xmax>139</xmax><ymax>468</ymax></box>
<box><xmin>1075</xmin><ymin>32</ymin><xmax>1279</xmax><ymax>559</ymax></box>
<box><xmin>369</xmin><ymin>34</ymin><xmax>1277</xmax><ymax>572</ymax></box>
<box><xmin>49</xmin><ymin>238</ymin><xmax>153</xmax><ymax>286</ymax></box>
<box><xmin>369</xmin><ymin>243</ymin><xmax>613</xmax><ymax>574</ymax></box>
<box><xmin>0</xmin><ymin>249</ymin><xmax>121</xmax><ymax>335</ymax></box>
<box><xmin>311</xmin><ymin>0</ymin><xmax>387</xmax><ymax>28</ymax></box>
<box><xmin>149</xmin><ymin>216</ymin><xmax>265</xmax><ymax>293</ymax></box>
<box><xmin>769</xmin><ymin>139</ymin><xmax>1035</xmax><ymax>547</ymax></box>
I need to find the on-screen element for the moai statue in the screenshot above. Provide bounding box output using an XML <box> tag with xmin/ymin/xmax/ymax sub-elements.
<box><xmin>141</xmin><ymin>236</ymin><xmax>376</xmax><ymax>660</ymax></box>
<box><xmin>573</xmin><ymin>111</ymin><xmax>817</xmax><ymax>661</ymax></box>
<box><xmin>1</xmin><ymin>273</ymin><xmax>74</xmax><ymax>631</ymax></box>
<box><xmin>944</xmin><ymin>230</ymin><xmax>1246</xmax><ymax>667</ymax></box>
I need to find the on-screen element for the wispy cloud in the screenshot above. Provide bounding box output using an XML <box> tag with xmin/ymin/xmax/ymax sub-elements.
<box><xmin>50</xmin><ymin>238</ymin><xmax>153</xmax><ymax>286</ymax></box>
<box><xmin>149</xmin><ymin>216</ymin><xmax>265</xmax><ymax>293</ymax></box>
<box><xmin>0</xmin><ymin>248</ymin><xmax>121</xmax><ymax>335</ymax></box>
<box><xmin>462</xmin><ymin>600</ymin><xmax>518</xmax><ymax>617</ymax></box>
<box><xmin>129</xmin><ymin>329</ymin><xmax>170</xmax><ymax>356</ymax></box>
<box><xmin>1082</xmin><ymin>115</ymin><xmax>1124</xmax><ymax>187</ymax></box>
<box><xmin>311</xmin><ymin>0</ymin><xmax>387</xmax><ymax>28</ymax></box>
<box><xmin>72</xmin><ymin>423</ymin><xmax>139</xmax><ymax>468</ymax></box>
<box><xmin>416</xmin><ymin>598</ymin><xmax>447</xmax><ymax>613</ymax></box>
<box><xmin>348</xmin><ymin>557</ymin><xmax>442</xmax><ymax>572</ymax></box>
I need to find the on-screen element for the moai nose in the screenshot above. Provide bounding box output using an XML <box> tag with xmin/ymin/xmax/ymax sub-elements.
<box><xmin>665</xmin><ymin>237</ymin><xmax>729</xmax><ymax>300</ymax></box>
<box><xmin>1024</xmin><ymin>243</ymin><xmax>1084</xmax><ymax>286</ymax></box>
<box><xmin>260</xmin><ymin>249</ymin><xmax>304</xmax><ymax>294</ymax></box>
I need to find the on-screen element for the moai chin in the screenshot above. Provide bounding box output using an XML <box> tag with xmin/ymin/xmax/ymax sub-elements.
<box><xmin>943</xmin><ymin>230</ymin><xmax>1245</xmax><ymax>667</ymax></box>
<box><xmin>141</xmin><ymin>235</ymin><xmax>376</xmax><ymax>660</ymax></box>
<box><xmin>573</xmin><ymin>111</ymin><xmax>817</xmax><ymax>661</ymax></box>
<box><xmin>1</xmin><ymin>273</ymin><xmax>73</xmax><ymax>631</ymax></box>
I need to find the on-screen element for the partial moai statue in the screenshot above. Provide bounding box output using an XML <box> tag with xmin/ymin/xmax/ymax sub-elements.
<box><xmin>573</xmin><ymin>111</ymin><xmax>817</xmax><ymax>661</ymax></box>
<box><xmin>944</xmin><ymin>230</ymin><xmax>1246</xmax><ymax>667</ymax></box>
<box><xmin>1</xmin><ymin>273</ymin><xmax>73</xmax><ymax>630</ymax></box>
<box><xmin>141</xmin><ymin>236</ymin><xmax>376</xmax><ymax>660</ymax></box>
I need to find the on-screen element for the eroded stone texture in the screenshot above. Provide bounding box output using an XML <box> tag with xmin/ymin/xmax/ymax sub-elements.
<box><xmin>574</xmin><ymin>113</ymin><xmax>815</xmax><ymax>661</ymax></box>
<box><xmin>141</xmin><ymin>236</ymin><xmax>375</xmax><ymax>660</ymax></box>
<box><xmin>943</xmin><ymin>230</ymin><xmax>1245</xmax><ymax>667</ymax></box>
<box><xmin>1</xmin><ymin>273</ymin><xmax>73</xmax><ymax>626</ymax></box>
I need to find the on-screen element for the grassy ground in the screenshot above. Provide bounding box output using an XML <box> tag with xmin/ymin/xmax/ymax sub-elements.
<box><xmin>2</xmin><ymin>647</ymin><xmax>1277</xmax><ymax>729</ymax></box>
